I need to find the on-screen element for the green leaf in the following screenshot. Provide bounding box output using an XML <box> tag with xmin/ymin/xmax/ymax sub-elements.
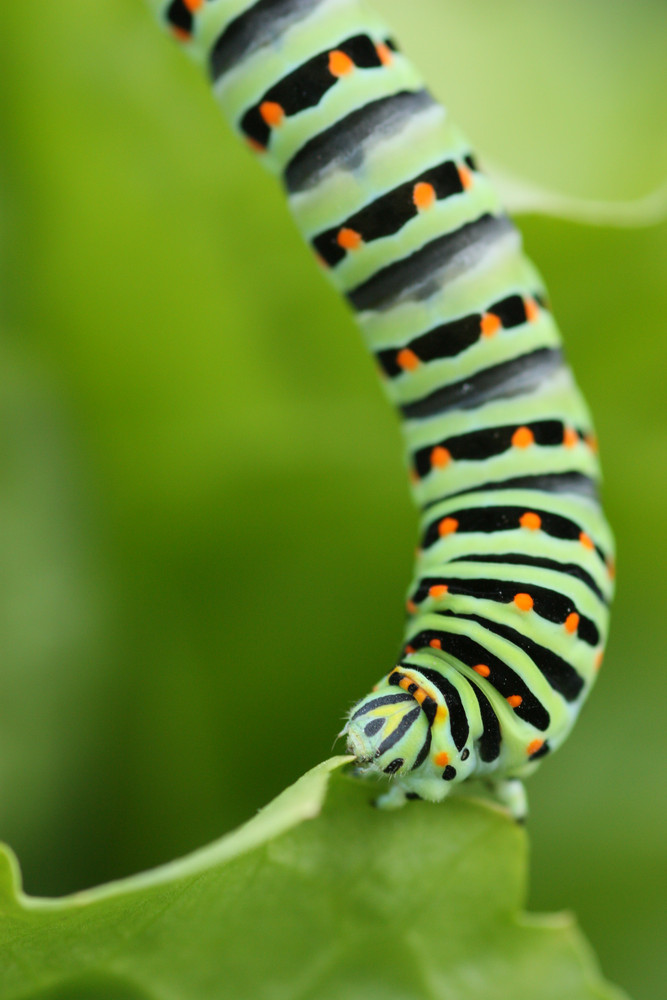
<box><xmin>487</xmin><ymin>162</ymin><xmax>667</xmax><ymax>227</ymax></box>
<box><xmin>0</xmin><ymin>758</ymin><xmax>628</xmax><ymax>1000</ymax></box>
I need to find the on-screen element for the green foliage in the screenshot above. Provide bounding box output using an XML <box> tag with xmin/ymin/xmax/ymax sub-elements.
<box><xmin>0</xmin><ymin>758</ymin><xmax>628</xmax><ymax>1000</ymax></box>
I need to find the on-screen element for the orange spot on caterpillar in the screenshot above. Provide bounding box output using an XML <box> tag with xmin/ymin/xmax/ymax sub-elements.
<box><xmin>520</xmin><ymin>511</ymin><xmax>542</xmax><ymax>531</ymax></box>
<box><xmin>399</xmin><ymin>677</ymin><xmax>412</xmax><ymax>692</ymax></box>
<box><xmin>337</xmin><ymin>227</ymin><xmax>363</xmax><ymax>251</ymax></box>
<box><xmin>473</xmin><ymin>664</ymin><xmax>490</xmax><ymax>678</ymax></box>
<box><xmin>260</xmin><ymin>101</ymin><xmax>285</xmax><ymax>127</ymax></box>
<box><xmin>512</xmin><ymin>426</ymin><xmax>535</xmax><ymax>449</ymax></box>
<box><xmin>429</xmin><ymin>638</ymin><xmax>442</xmax><ymax>650</ymax></box>
<box><xmin>594</xmin><ymin>650</ymin><xmax>604</xmax><ymax>670</ymax></box>
<box><xmin>563</xmin><ymin>427</ymin><xmax>579</xmax><ymax>448</ymax></box>
<box><xmin>183</xmin><ymin>0</ymin><xmax>204</xmax><ymax>10</ymax></box>
<box><xmin>328</xmin><ymin>50</ymin><xmax>355</xmax><ymax>76</ymax></box>
<box><xmin>585</xmin><ymin>432</ymin><xmax>599</xmax><ymax>454</ymax></box>
<box><xmin>409</xmin><ymin>468</ymin><xmax>420</xmax><ymax>485</ymax></box>
<box><xmin>434</xmin><ymin>751</ymin><xmax>450</xmax><ymax>767</ymax></box>
<box><xmin>435</xmin><ymin>705</ymin><xmax>448</xmax><ymax>722</ymax></box>
<box><xmin>413</xmin><ymin>182</ymin><xmax>437</xmax><ymax>211</ymax></box>
<box><xmin>429</xmin><ymin>584</ymin><xmax>449</xmax><ymax>599</ymax></box>
<box><xmin>414</xmin><ymin>688</ymin><xmax>428</xmax><ymax>705</ymax></box>
<box><xmin>579</xmin><ymin>532</ymin><xmax>595</xmax><ymax>551</ymax></box>
<box><xmin>480</xmin><ymin>312</ymin><xmax>502</xmax><ymax>338</ymax></box>
<box><xmin>430</xmin><ymin>446</ymin><xmax>451</xmax><ymax>469</ymax></box>
<box><xmin>171</xmin><ymin>26</ymin><xmax>192</xmax><ymax>42</ymax></box>
<box><xmin>507</xmin><ymin>695</ymin><xmax>523</xmax><ymax>708</ymax></box>
<box><xmin>438</xmin><ymin>517</ymin><xmax>459</xmax><ymax>537</ymax></box>
<box><xmin>607</xmin><ymin>557</ymin><xmax>616</xmax><ymax>580</ymax></box>
<box><xmin>406</xmin><ymin>600</ymin><xmax>418</xmax><ymax>614</ymax></box>
<box><xmin>564</xmin><ymin>612</ymin><xmax>580</xmax><ymax>633</ymax></box>
<box><xmin>376</xmin><ymin>42</ymin><xmax>394</xmax><ymax>66</ymax></box>
<box><xmin>527</xmin><ymin>738</ymin><xmax>544</xmax><ymax>756</ymax></box>
<box><xmin>246</xmin><ymin>137</ymin><xmax>266</xmax><ymax>154</ymax></box>
<box><xmin>397</xmin><ymin>348</ymin><xmax>420</xmax><ymax>371</ymax></box>
<box><xmin>405</xmin><ymin>645</ymin><xmax>416</xmax><ymax>655</ymax></box>
<box><xmin>525</xmin><ymin>297</ymin><xmax>540</xmax><ymax>322</ymax></box>
<box><xmin>513</xmin><ymin>593</ymin><xmax>534</xmax><ymax>612</ymax></box>
<box><xmin>458</xmin><ymin>164</ymin><xmax>474</xmax><ymax>190</ymax></box>
<box><xmin>372</xmin><ymin>683</ymin><xmax>379</xmax><ymax>691</ymax></box>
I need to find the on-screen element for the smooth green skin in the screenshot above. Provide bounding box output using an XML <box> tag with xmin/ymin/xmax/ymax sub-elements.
<box><xmin>0</xmin><ymin>758</ymin><xmax>629</xmax><ymax>1000</ymax></box>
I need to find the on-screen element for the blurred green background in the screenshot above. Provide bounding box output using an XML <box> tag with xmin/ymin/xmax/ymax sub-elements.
<box><xmin>0</xmin><ymin>0</ymin><xmax>665</xmax><ymax>997</ymax></box>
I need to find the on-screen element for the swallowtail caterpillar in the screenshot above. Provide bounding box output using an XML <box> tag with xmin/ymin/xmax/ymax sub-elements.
<box><xmin>154</xmin><ymin>0</ymin><xmax>614</xmax><ymax>818</ymax></box>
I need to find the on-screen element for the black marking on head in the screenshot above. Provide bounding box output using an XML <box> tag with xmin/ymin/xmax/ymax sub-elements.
<box><xmin>240</xmin><ymin>35</ymin><xmax>382</xmax><ymax>147</ymax></box>
<box><xmin>350</xmin><ymin>692</ymin><xmax>413</xmax><ymax>722</ymax></box>
<box><xmin>210</xmin><ymin>0</ymin><xmax>329</xmax><ymax>80</ymax></box>
<box><xmin>450</xmin><ymin>552</ymin><xmax>607</xmax><ymax>605</ymax></box>
<box><xmin>406</xmin><ymin>791</ymin><xmax>422</xmax><ymax>800</ymax></box>
<box><xmin>529</xmin><ymin>740</ymin><xmax>550</xmax><ymax>760</ymax></box>
<box><xmin>285</xmin><ymin>90</ymin><xmax>435</xmax><ymax>193</ymax></box>
<box><xmin>400</xmin><ymin>348</ymin><xmax>564</xmax><ymax>420</ymax></box>
<box><xmin>375</xmin><ymin>705</ymin><xmax>421</xmax><ymax>756</ymax></box>
<box><xmin>411</xmin><ymin>728</ymin><xmax>432</xmax><ymax>770</ymax></box>
<box><xmin>421</xmin><ymin>696</ymin><xmax>438</xmax><ymax>727</ymax></box>
<box><xmin>438</xmin><ymin>609</ymin><xmax>585</xmax><ymax>702</ymax></box>
<box><xmin>384</xmin><ymin>757</ymin><xmax>404</xmax><ymax>774</ymax></box>
<box><xmin>364</xmin><ymin>718</ymin><xmax>384</xmax><ymax>738</ymax></box>
<box><xmin>409</xmin><ymin>628</ymin><xmax>551</xmax><ymax>730</ymax></box>
<box><xmin>313</xmin><ymin>158</ymin><xmax>466</xmax><ymax>266</ymax></box>
<box><xmin>411</xmin><ymin>667</ymin><xmax>470</xmax><ymax>749</ymax></box>
<box><xmin>461</xmin><ymin>748</ymin><xmax>470</xmax><ymax>761</ymax></box>
<box><xmin>442</xmin><ymin>765</ymin><xmax>457</xmax><ymax>781</ymax></box>
<box><xmin>348</xmin><ymin>214</ymin><xmax>515</xmax><ymax>312</ymax></box>
<box><xmin>469</xmin><ymin>683</ymin><xmax>501</xmax><ymax>761</ymax></box>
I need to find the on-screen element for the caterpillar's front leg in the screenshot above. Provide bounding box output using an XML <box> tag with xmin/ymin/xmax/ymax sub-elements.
<box><xmin>488</xmin><ymin>778</ymin><xmax>528</xmax><ymax>823</ymax></box>
<box><xmin>374</xmin><ymin>778</ymin><xmax>453</xmax><ymax>810</ymax></box>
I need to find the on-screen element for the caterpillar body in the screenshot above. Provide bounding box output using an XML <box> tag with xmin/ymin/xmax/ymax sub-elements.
<box><xmin>155</xmin><ymin>0</ymin><xmax>614</xmax><ymax>816</ymax></box>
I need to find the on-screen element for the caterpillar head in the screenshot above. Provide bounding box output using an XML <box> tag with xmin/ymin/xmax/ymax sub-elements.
<box><xmin>344</xmin><ymin>689</ymin><xmax>430</xmax><ymax>776</ymax></box>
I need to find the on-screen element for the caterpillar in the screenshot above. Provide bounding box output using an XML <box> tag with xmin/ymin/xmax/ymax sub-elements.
<box><xmin>154</xmin><ymin>0</ymin><xmax>615</xmax><ymax>817</ymax></box>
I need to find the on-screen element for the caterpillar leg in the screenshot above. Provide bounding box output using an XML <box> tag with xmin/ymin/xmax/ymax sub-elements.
<box><xmin>374</xmin><ymin>778</ymin><xmax>453</xmax><ymax>810</ymax></box>
<box><xmin>489</xmin><ymin>778</ymin><xmax>528</xmax><ymax>823</ymax></box>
